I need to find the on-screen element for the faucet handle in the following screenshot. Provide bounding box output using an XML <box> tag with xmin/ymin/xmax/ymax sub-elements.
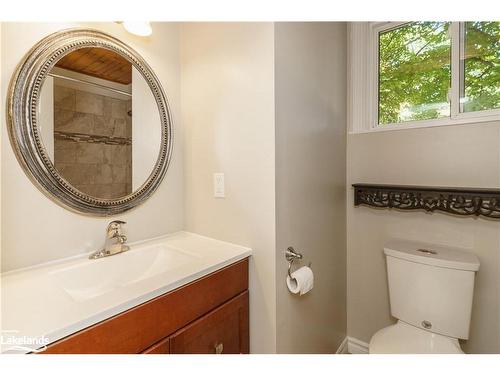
<box><xmin>108</xmin><ymin>220</ymin><xmax>126</xmax><ymax>226</ymax></box>
<box><xmin>107</xmin><ymin>220</ymin><xmax>126</xmax><ymax>236</ymax></box>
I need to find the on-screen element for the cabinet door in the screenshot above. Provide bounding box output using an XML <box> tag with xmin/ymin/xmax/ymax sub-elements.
<box><xmin>142</xmin><ymin>337</ymin><xmax>170</xmax><ymax>354</ymax></box>
<box><xmin>170</xmin><ymin>291</ymin><xmax>249</xmax><ymax>354</ymax></box>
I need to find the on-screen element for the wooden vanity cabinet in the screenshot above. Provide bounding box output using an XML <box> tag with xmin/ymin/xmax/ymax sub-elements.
<box><xmin>142</xmin><ymin>337</ymin><xmax>170</xmax><ymax>354</ymax></box>
<box><xmin>43</xmin><ymin>258</ymin><xmax>249</xmax><ymax>354</ymax></box>
<box><xmin>168</xmin><ymin>290</ymin><xmax>249</xmax><ymax>354</ymax></box>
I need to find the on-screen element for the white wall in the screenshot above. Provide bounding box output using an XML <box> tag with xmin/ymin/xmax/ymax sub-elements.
<box><xmin>0</xmin><ymin>23</ymin><xmax>3</xmax><ymax>273</ymax></box>
<box><xmin>347</xmin><ymin>25</ymin><xmax>500</xmax><ymax>352</ymax></box>
<box><xmin>274</xmin><ymin>22</ymin><xmax>347</xmax><ymax>353</ymax></box>
<box><xmin>132</xmin><ymin>67</ymin><xmax>162</xmax><ymax>190</ymax></box>
<box><xmin>180</xmin><ymin>23</ymin><xmax>277</xmax><ymax>353</ymax></box>
<box><xmin>1</xmin><ymin>22</ymin><xmax>183</xmax><ymax>271</ymax></box>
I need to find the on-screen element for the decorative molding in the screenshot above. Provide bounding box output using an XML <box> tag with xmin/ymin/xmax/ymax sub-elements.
<box><xmin>336</xmin><ymin>336</ymin><xmax>348</xmax><ymax>354</ymax></box>
<box><xmin>353</xmin><ymin>184</ymin><xmax>500</xmax><ymax>219</ymax></box>
<box><xmin>347</xmin><ymin>337</ymin><xmax>369</xmax><ymax>354</ymax></box>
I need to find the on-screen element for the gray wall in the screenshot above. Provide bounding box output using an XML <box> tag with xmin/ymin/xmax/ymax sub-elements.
<box><xmin>275</xmin><ymin>22</ymin><xmax>347</xmax><ymax>353</ymax></box>
<box><xmin>347</xmin><ymin>122</ymin><xmax>500</xmax><ymax>353</ymax></box>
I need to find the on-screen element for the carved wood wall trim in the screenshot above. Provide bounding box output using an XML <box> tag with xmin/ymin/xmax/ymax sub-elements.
<box><xmin>353</xmin><ymin>184</ymin><xmax>500</xmax><ymax>219</ymax></box>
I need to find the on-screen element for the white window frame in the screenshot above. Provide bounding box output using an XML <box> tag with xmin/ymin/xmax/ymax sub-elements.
<box><xmin>348</xmin><ymin>22</ymin><xmax>500</xmax><ymax>134</ymax></box>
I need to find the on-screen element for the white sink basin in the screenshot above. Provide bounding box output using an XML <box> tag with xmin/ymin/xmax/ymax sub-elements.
<box><xmin>49</xmin><ymin>244</ymin><xmax>198</xmax><ymax>302</ymax></box>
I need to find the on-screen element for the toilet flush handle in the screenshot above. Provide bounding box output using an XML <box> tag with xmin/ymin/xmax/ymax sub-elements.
<box><xmin>421</xmin><ymin>320</ymin><xmax>432</xmax><ymax>329</ymax></box>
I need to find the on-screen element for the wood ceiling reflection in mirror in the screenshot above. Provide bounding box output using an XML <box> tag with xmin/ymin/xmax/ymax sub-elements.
<box><xmin>55</xmin><ymin>47</ymin><xmax>132</xmax><ymax>84</ymax></box>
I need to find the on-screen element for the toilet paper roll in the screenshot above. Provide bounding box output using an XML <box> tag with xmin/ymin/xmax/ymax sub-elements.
<box><xmin>286</xmin><ymin>266</ymin><xmax>314</xmax><ymax>295</ymax></box>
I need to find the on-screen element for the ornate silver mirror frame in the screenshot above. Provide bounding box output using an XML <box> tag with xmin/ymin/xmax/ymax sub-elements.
<box><xmin>7</xmin><ymin>29</ymin><xmax>173</xmax><ymax>216</ymax></box>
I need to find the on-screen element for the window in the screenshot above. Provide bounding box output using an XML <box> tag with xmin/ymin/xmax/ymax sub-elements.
<box><xmin>367</xmin><ymin>21</ymin><xmax>500</xmax><ymax>130</ymax></box>
<box><xmin>378</xmin><ymin>22</ymin><xmax>451</xmax><ymax>125</ymax></box>
<box><xmin>462</xmin><ymin>22</ymin><xmax>500</xmax><ymax>113</ymax></box>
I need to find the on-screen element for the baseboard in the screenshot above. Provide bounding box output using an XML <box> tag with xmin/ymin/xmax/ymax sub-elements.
<box><xmin>347</xmin><ymin>336</ymin><xmax>369</xmax><ymax>354</ymax></box>
<box><xmin>335</xmin><ymin>336</ymin><xmax>348</xmax><ymax>354</ymax></box>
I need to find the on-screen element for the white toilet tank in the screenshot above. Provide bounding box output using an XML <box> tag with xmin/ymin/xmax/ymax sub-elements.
<box><xmin>384</xmin><ymin>240</ymin><xmax>480</xmax><ymax>340</ymax></box>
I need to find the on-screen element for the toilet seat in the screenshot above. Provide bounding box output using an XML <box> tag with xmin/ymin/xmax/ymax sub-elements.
<box><xmin>369</xmin><ymin>321</ymin><xmax>463</xmax><ymax>354</ymax></box>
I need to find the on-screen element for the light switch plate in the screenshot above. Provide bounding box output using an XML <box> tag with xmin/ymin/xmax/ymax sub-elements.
<box><xmin>213</xmin><ymin>173</ymin><xmax>225</xmax><ymax>198</ymax></box>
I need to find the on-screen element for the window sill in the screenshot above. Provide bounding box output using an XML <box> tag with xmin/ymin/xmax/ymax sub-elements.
<box><xmin>349</xmin><ymin>112</ymin><xmax>500</xmax><ymax>135</ymax></box>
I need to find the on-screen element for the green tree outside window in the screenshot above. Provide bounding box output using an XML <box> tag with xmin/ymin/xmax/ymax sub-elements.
<box><xmin>463</xmin><ymin>21</ymin><xmax>500</xmax><ymax>113</ymax></box>
<box><xmin>378</xmin><ymin>21</ymin><xmax>499</xmax><ymax>125</ymax></box>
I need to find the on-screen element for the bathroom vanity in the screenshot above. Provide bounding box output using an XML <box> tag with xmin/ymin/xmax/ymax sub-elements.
<box><xmin>43</xmin><ymin>260</ymin><xmax>248</xmax><ymax>354</ymax></box>
<box><xmin>1</xmin><ymin>232</ymin><xmax>251</xmax><ymax>354</ymax></box>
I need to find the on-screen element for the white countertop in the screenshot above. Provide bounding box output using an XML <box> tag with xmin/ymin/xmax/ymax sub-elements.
<box><xmin>0</xmin><ymin>231</ymin><xmax>251</xmax><ymax>354</ymax></box>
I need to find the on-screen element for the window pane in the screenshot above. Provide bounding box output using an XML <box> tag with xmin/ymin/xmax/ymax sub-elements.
<box><xmin>378</xmin><ymin>22</ymin><xmax>451</xmax><ymax>125</ymax></box>
<box><xmin>462</xmin><ymin>21</ymin><xmax>500</xmax><ymax>113</ymax></box>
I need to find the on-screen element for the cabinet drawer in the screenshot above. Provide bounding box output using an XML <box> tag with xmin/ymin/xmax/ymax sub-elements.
<box><xmin>170</xmin><ymin>291</ymin><xmax>249</xmax><ymax>354</ymax></box>
<box><xmin>142</xmin><ymin>337</ymin><xmax>170</xmax><ymax>354</ymax></box>
<box><xmin>43</xmin><ymin>258</ymin><xmax>248</xmax><ymax>354</ymax></box>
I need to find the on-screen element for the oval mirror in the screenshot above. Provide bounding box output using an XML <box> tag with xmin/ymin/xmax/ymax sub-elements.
<box><xmin>7</xmin><ymin>29</ymin><xmax>173</xmax><ymax>216</ymax></box>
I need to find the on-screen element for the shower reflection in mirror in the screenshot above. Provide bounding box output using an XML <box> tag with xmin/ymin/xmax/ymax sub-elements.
<box><xmin>38</xmin><ymin>47</ymin><xmax>161</xmax><ymax>200</ymax></box>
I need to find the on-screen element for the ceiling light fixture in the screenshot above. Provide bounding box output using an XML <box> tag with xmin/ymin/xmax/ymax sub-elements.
<box><xmin>121</xmin><ymin>22</ymin><xmax>152</xmax><ymax>37</ymax></box>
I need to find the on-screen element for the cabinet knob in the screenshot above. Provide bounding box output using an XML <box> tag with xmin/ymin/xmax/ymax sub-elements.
<box><xmin>214</xmin><ymin>342</ymin><xmax>224</xmax><ymax>354</ymax></box>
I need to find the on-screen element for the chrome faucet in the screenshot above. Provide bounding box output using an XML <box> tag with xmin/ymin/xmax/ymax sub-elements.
<box><xmin>89</xmin><ymin>220</ymin><xmax>130</xmax><ymax>259</ymax></box>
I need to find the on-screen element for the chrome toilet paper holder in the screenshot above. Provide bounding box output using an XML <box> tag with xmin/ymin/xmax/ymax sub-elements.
<box><xmin>285</xmin><ymin>247</ymin><xmax>311</xmax><ymax>278</ymax></box>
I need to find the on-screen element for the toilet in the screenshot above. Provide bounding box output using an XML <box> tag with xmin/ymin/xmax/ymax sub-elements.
<box><xmin>369</xmin><ymin>239</ymin><xmax>480</xmax><ymax>354</ymax></box>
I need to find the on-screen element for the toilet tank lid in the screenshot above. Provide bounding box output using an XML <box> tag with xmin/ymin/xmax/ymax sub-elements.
<box><xmin>384</xmin><ymin>240</ymin><xmax>480</xmax><ymax>271</ymax></box>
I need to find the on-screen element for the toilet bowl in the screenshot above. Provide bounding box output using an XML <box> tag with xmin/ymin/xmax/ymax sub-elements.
<box><xmin>369</xmin><ymin>240</ymin><xmax>480</xmax><ymax>354</ymax></box>
<box><xmin>369</xmin><ymin>321</ymin><xmax>462</xmax><ymax>354</ymax></box>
